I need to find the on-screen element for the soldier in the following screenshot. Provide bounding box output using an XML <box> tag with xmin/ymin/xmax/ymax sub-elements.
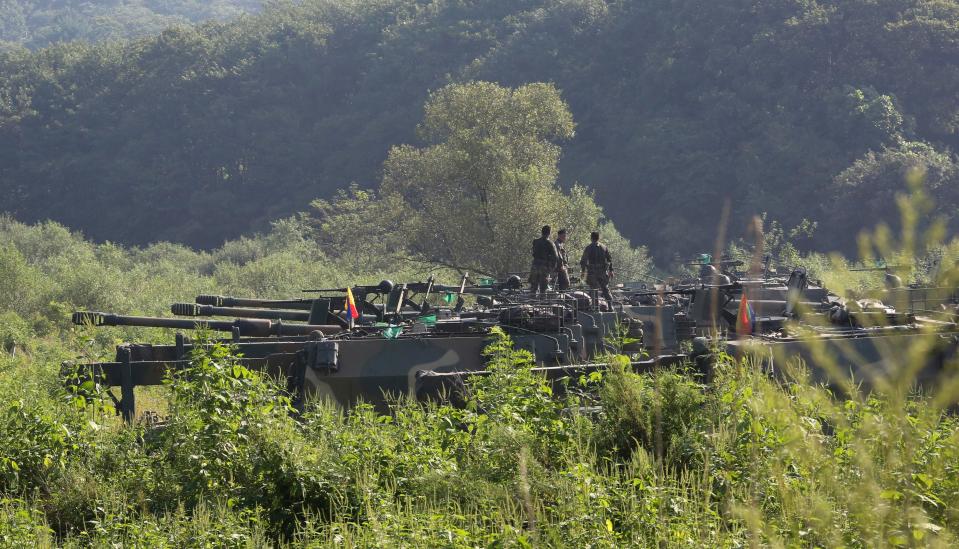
<box><xmin>554</xmin><ymin>228</ymin><xmax>571</xmax><ymax>291</ymax></box>
<box><xmin>529</xmin><ymin>225</ymin><xmax>559</xmax><ymax>294</ymax></box>
<box><xmin>580</xmin><ymin>231</ymin><xmax>614</xmax><ymax>302</ymax></box>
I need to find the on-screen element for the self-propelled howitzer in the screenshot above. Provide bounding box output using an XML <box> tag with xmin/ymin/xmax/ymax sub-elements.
<box><xmin>64</xmin><ymin>278</ymin><xmax>685</xmax><ymax>423</ymax></box>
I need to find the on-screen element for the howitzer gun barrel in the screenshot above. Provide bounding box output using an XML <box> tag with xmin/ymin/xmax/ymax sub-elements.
<box><xmin>171</xmin><ymin>303</ymin><xmax>310</xmax><ymax>322</ymax></box>
<box><xmin>72</xmin><ymin>312</ymin><xmax>341</xmax><ymax>337</ymax></box>
<box><xmin>453</xmin><ymin>286</ymin><xmax>497</xmax><ymax>296</ymax></box>
<box><xmin>302</xmin><ymin>284</ymin><xmax>498</xmax><ymax>296</ymax></box>
<box><xmin>421</xmin><ymin>283</ymin><xmax>500</xmax><ymax>295</ymax></box>
<box><xmin>684</xmin><ymin>260</ymin><xmax>744</xmax><ymax>266</ymax></box>
<box><xmin>629</xmin><ymin>289</ymin><xmax>696</xmax><ymax>297</ymax></box>
<box><xmin>629</xmin><ymin>283</ymin><xmax>738</xmax><ymax>297</ymax></box>
<box><xmin>848</xmin><ymin>265</ymin><xmax>908</xmax><ymax>272</ymax></box>
<box><xmin>195</xmin><ymin>295</ymin><xmax>315</xmax><ymax>310</ymax></box>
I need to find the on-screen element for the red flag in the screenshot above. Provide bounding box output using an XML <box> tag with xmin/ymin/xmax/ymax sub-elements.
<box><xmin>737</xmin><ymin>292</ymin><xmax>754</xmax><ymax>335</ymax></box>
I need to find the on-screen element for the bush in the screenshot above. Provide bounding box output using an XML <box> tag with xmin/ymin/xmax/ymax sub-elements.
<box><xmin>0</xmin><ymin>246</ymin><xmax>50</xmax><ymax>320</ymax></box>
<box><xmin>597</xmin><ymin>359</ymin><xmax>708</xmax><ymax>467</ymax></box>
<box><xmin>73</xmin><ymin>502</ymin><xmax>269</xmax><ymax>548</ymax></box>
<box><xmin>466</xmin><ymin>328</ymin><xmax>571</xmax><ymax>459</ymax></box>
<box><xmin>0</xmin><ymin>312</ymin><xmax>32</xmax><ymax>356</ymax></box>
<box><xmin>0</xmin><ymin>499</ymin><xmax>53</xmax><ymax>546</ymax></box>
<box><xmin>0</xmin><ymin>399</ymin><xmax>80</xmax><ymax>495</ymax></box>
<box><xmin>154</xmin><ymin>340</ymin><xmax>343</xmax><ymax>538</ymax></box>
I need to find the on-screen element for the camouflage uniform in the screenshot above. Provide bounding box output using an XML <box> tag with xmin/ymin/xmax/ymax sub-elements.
<box><xmin>580</xmin><ymin>241</ymin><xmax>613</xmax><ymax>302</ymax></box>
<box><xmin>529</xmin><ymin>236</ymin><xmax>559</xmax><ymax>293</ymax></box>
<box><xmin>554</xmin><ymin>239</ymin><xmax>570</xmax><ymax>291</ymax></box>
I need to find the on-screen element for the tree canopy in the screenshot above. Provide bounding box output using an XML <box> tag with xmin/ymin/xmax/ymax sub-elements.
<box><xmin>382</xmin><ymin>81</ymin><xmax>575</xmax><ymax>276</ymax></box>
<box><xmin>311</xmin><ymin>81</ymin><xmax>651</xmax><ymax>279</ymax></box>
<box><xmin>0</xmin><ymin>1</ymin><xmax>262</xmax><ymax>50</ymax></box>
<box><xmin>1</xmin><ymin>0</ymin><xmax>958</xmax><ymax>258</ymax></box>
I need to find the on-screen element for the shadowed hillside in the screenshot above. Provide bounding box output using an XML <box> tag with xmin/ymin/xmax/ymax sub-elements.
<box><xmin>0</xmin><ymin>0</ymin><xmax>262</xmax><ymax>49</ymax></box>
<box><xmin>1</xmin><ymin>0</ymin><xmax>957</xmax><ymax>257</ymax></box>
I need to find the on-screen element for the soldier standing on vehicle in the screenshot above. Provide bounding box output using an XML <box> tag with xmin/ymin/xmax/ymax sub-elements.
<box><xmin>554</xmin><ymin>228</ymin><xmax>571</xmax><ymax>291</ymax></box>
<box><xmin>580</xmin><ymin>231</ymin><xmax>613</xmax><ymax>302</ymax></box>
<box><xmin>529</xmin><ymin>225</ymin><xmax>559</xmax><ymax>294</ymax></box>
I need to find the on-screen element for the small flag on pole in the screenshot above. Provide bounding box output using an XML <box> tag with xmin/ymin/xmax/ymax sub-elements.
<box><xmin>345</xmin><ymin>287</ymin><xmax>360</xmax><ymax>328</ymax></box>
<box><xmin>737</xmin><ymin>292</ymin><xmax>755</xmax><ymax>336</ymax></box>
<box><xmin>382</xmin><ymin>325</ymin><xmax>403</xmax><ymax>339</ymax></box>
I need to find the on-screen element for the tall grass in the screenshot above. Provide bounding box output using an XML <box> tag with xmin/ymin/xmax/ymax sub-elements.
<box><xmin>0</xmin><ymin>185</ymin><xmax>958</xmax><ymax>545</ymax></box>
<box><xmin>0</xmin><ymin>325</ymin><xmax>956</xmax><ymax>546</ymax></box>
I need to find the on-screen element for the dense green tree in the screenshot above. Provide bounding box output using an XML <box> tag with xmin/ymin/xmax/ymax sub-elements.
<box><xmin>312</xmin><ymin>82</ymin><xmax>650</xmax><ymax>278</ymax></box>
<box><xmin>381</xmin><ymin>81</ymin><xmax>575</xmax><ymax>275</ymax></box>
<box><xmin>830</xmin><ymin>142</ymin><xmax>959</xmax><ymax>237</ymax></box>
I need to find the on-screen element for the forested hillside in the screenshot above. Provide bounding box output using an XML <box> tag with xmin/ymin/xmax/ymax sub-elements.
<box><xmin>0</xmin><ymin>0</ymin><xmax>262</xmax><ymax>50</ymax></box>
<box><xmin>1</xmin><ymin>0</ymin><xmax>958</xmax><ymax>256</ymax></box>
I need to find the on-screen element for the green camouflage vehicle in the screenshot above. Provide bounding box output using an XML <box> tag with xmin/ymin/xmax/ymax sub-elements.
<box><xmin>67</xmin><ymin>277</ymin><xmax>679</xmax><ymax>421</ymax></box>
<box><xmin>66</xmin><ymin>265</ymin><xmax>959</xmax><ymax>422</ymax></box>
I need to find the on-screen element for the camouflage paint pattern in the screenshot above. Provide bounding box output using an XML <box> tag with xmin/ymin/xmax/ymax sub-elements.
<box><xmin>302</xmin><ymin>336</ymin><xmax>488</xmax><ymax>407</ymax></box>
<box><xmin>724</xmin><ymin>331</ymin><xmax>959</xmax><ymax>394</ymax></box>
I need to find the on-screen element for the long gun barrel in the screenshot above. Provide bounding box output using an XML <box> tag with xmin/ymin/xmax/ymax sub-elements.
<box><xmin>195</xmin><ymin>295</ymin><xmax>315</xmax><ymax>310</ymax></box>
<box><xmin>629</xmin><ymin>283</ymin><xmax>738</xmax><ymax>297</ymax></box>
<box><xmin>301</xmin><ymin>285</ymin><xmax>386</xmax><ymax>294</ymax></box>
<box><xmin>629</xmin><ymin>289</ymin><xmax>698</xmax><ymax>297</ymax></box>
<box><xmin>848</xmin><ymin>265</ymin><xmax>909</xmax><ymax>272</ymax></box>
<box><xmin>73</xmin><ymin>312</ymin><xmax>341</xmax><ymax>337</ymax></box>
<box><xmin>684</xmin><ymin>259</ymin><xmax>744</xmax><ymax>267</ymax></box>
<box><xmin>171</xmin><ymin>303</ymin><xmax>310</xmax><ymax>322</ymax></box>
<box><xmin>302</xmin><ymin>283</ymin><xmax>499</xmax><ymax>296</ymax></box>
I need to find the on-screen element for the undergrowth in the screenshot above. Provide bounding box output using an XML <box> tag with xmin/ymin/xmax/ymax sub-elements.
<box><xmin>2</xmin><ymin>205</ymin><xmax>958</xmax><ymax>545</ymax></box>
<box><xmin>0</xmin><ymin>327</ymin><xmax>955</xmax><ymax>547</ymax></box>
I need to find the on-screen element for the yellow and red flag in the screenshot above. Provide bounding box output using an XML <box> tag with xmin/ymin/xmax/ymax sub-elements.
<box><xmin>345</xmin><ymin>287</ymin><xmax>360</xmax><ymax>320</ymax></box>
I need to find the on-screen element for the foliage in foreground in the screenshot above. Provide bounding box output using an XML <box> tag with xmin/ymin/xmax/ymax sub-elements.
<box><xmin>2</xmin><ymin>192</ymin><xmax>958</xmax><ymax>545</ymax></box>
<box><xmin>0</xmin><ymin>325</ymin><xmax>957</xmax><ymax>546</ymax></box>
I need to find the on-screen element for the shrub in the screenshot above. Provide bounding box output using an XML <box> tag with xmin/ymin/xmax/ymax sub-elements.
<box><xmin>0</xmin><ymin>499</ymin><xmax>53</xmax><ymax>546</ymax></box>
<box><xmin>72</xmin><ymin>502</ymin><xmax>268</xmax><ymax>548</ymax></box>
<box><xmin>0</xmin><ymin>246</ymin><xmax>50</xmax><ymax>319</ymax></box>
<box><xmin>0</xmin><ymin>311</ymin><xmax>32</xmax><ymax>356</ymax></box>
<box><xmin>0</xmin><ymin>398</ymin><xmax>81</xmax><ymax>496</ymax></box>
<box><xmin>596</xmin><ymin>358</ymin><xmax>708</xmax><ymax>467</ymax></box>
<box><xmin>154</xmin><ymin>340</ymin><xmax>344</xmax><ymax>538</ymax></box>
<box><xmin>466</xmin><ymin>328</ymin><xmax>571</xmax><ymax>457</ymax></box>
